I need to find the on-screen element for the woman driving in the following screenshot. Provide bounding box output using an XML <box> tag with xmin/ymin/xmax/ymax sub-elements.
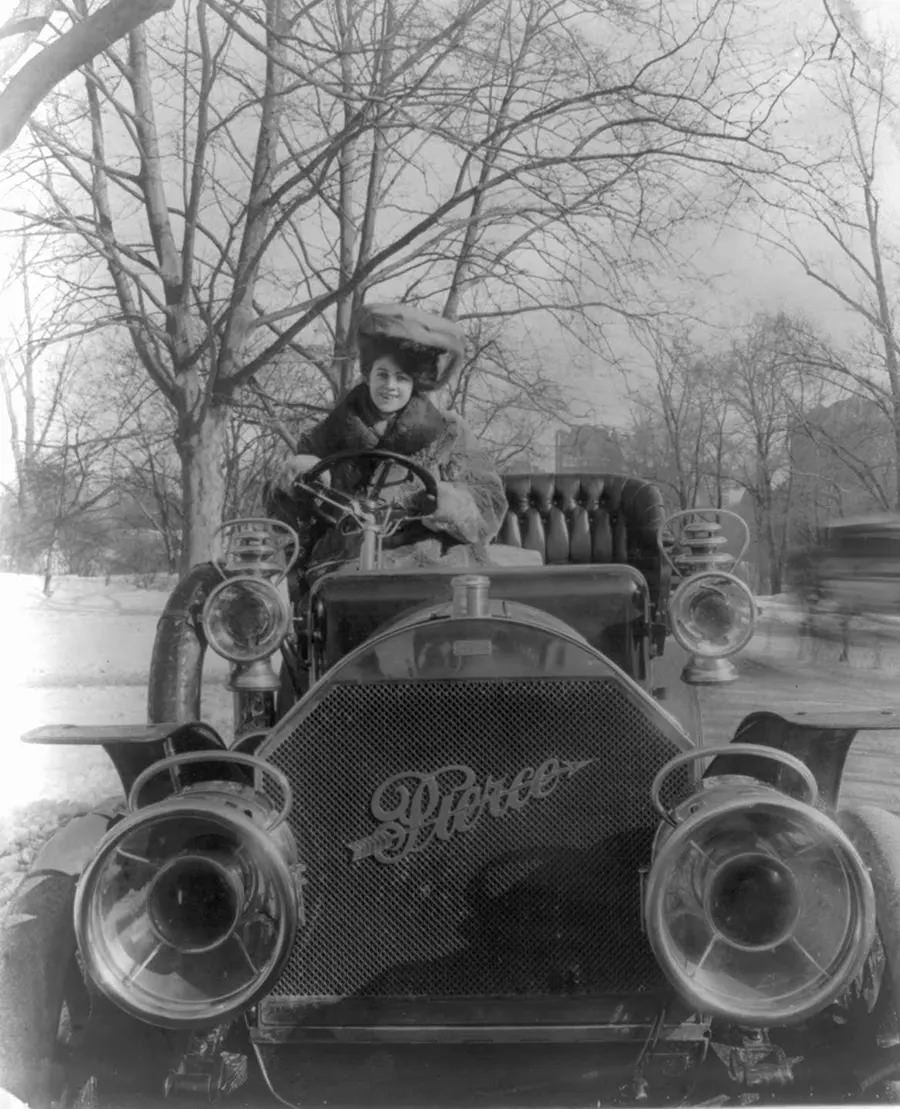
<box><xmin>266</xmin><ymin>302</ymin><xmax>510</xmax><ymax>574</ymax></box>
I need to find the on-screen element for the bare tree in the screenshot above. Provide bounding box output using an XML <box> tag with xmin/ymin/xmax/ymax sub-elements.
<box><xmin>443</xmin><ymin>318</ymin><xmax>587</xmax><ymax>469</ymax></box>
<box><xmin>0</xmin><ymin>231</ymin><xmax>95</xmax><ymax>569</ymax></box>
<box><xmin>757</xmin><ymin>51</ymin><xmax>900</xmax><ymax>511</ymax></box>
<box><xmin>0</xmin><ymin>345</ymin><xmax>127</xmax><ymax>590</ymax></box>
<box><xmin>616</xmin><ymin>327</ymin><xmax>737</xmax><ymax>512</ymax></box>
<box><xmin>719</xmin><ymin>313</ymin><xmax>833</xmax><ymax>594</ymax></box>
<box><xmin>104</xmin><ymin>362</ymin><xmax>184</xmax><ymax>572</ymax></box>
<box><xmin>612</xmin><ymin>313</ymin><xmax>834</xmax><ymax>593</ymax></box>
<box><xmin>0</xmin><ymin>236</ymin><xmax>163</xmax><ymax>582</ymax></box>
<box><xmin>787</xmin><ymin>349</ymin><xmax>894</xmax><ymax>528</ymax></box>
<box><xmin>8</xmin><ymin>0</ymin><xmax>827</xmax><ymax>567</ymax></box>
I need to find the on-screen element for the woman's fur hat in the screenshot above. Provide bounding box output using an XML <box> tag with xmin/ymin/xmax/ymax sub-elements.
<box><xmin>356</xmin><ymin>303</ymin><xmax>465</xmax><ymax>392</ymax></box>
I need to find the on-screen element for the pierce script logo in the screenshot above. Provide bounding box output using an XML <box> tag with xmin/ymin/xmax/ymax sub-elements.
<box><xmin>347</xmin><ymin>757</ymin><xmax>593</xmax><ymax>865</ymax></box>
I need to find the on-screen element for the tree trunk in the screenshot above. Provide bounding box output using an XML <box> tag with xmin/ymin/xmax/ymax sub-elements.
<box><xmin>762</xmin><ymin>494</ymin><xmax>781</xmax><ymax>595</ymax></box>
<box><xmin>177</xmin><ymin>405</ymin><xmax>227</xmax><ymax>572</ymax></box>
<box><xmin>42</xmin><ymin>536</ymin><xmax>56</xmax><ymax>596</ymax></box>
<box><xmin>893</xmin><ymin>395</ymin><xmax>900</xmax><ymax>510</ymax></box>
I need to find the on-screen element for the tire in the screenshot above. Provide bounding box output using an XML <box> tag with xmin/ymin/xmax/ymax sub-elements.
<box><xmin>0</xmin><ymin>870</ymin><xmax>88</xmax><ymax>1108</ymax></box>
<box><xmin>837</xmin><ymin>806</ymin><xmax>900</xmax><ymax>1101</ymax></box>
<box><xmin>147</xmin><ymin>561</ymin><xmax>222</xmax><ymax>725</ymax></box>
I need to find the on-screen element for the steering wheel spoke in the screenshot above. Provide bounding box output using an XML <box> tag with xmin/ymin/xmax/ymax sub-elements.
<box><xmin>294</xmin><ymin>480</ymin><xmax>363</xmax><ymax>528</ymax></box>
<box><xmin>292</xmin><ymin>448</ymin><xmax>438</xmax><ymax>536</ymax></box>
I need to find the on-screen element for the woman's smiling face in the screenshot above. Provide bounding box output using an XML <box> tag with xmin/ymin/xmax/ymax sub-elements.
<box><xmin>368</xmin><ymin>355</ymin><xmax>414</xmax><ymax>415</ymax></box>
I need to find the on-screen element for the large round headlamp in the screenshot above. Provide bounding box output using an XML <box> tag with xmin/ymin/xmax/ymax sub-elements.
<box><xmin>645</xmin><ymin>785</ymin><xmax>874</xmax><ymax>1026</ymax></box>
<box><xmin>202</xmin><ymin>575</ymin><xmax>292</xmax><ymax>663</ymax></box>
<box><xmin>74</xmin><ymin>798</ymin><xmax>298</xmax><ymax>1028</ymax></box>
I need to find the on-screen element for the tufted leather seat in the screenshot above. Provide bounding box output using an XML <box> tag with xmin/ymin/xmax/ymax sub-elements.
<box><xmin>497</xmin><ymin>473</ymin><xmax>670</xmax><ymax>650</ymax></box>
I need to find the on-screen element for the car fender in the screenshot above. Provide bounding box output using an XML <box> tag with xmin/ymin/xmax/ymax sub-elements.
<box><xmin>839</xmin><ymin>804</ymin><xmax>900</xmax><ymax>1007</ymax></box>
<box><xmin>711</xmin><ymin>709</ymin><xmax>900</xmax><ymax>809</ymax></box>
<box><xmin>29</xmin><ymin>804</ymin><xmax>120</xmax><ymax>879</ymax></box>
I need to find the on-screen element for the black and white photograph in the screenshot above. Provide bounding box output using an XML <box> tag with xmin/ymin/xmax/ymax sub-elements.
<box><xmin>2</xmin><ymin>0</ymin><xmax>900</xmax><ymax>1104</ymax></box>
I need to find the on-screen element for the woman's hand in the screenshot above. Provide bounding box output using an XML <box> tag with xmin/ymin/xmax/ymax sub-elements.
<box><xmin>273</xmin><ymin>452</ymin><xmax>325</xmax><ymax>491</ymax></box>
<box><xmin>419</xmin><ymin>481</ymin><xmax>483</xmax><ymax>543</ymax></box>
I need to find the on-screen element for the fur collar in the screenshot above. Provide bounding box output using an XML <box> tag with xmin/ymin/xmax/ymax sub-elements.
<box><xmin>311</xmin><ymin>383</ymin><xmax>447</xmax><ymax>458</ymax></box>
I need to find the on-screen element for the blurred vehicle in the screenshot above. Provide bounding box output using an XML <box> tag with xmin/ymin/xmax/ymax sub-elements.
<box><xmin>3</xmin><ymin>481</ymin><xmax>900</xmax><ymax>1108</ymax></box>
<box><xmin>809</xmin><ymin>513</ymin><xmax>900</xmax><ymax>616</ymax></box>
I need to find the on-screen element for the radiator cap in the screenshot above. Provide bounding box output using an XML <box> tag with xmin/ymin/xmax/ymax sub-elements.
<box><xmin>451</xmin><ymin>574</ymin><xmax>490</xmax><ymax>618</ymax></box>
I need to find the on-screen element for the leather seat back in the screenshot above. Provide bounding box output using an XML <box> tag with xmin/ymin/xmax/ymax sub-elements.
<box><xmin>497</xmin><ymin>473</ymin><xmax>670</xmax><ymax>650</ymax></box>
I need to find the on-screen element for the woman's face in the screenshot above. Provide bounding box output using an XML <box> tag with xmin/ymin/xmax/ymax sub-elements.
<box><xmin>368</xmin><ymin>356</ymin><xmax>414</xmax><ymax>415</ymax></box>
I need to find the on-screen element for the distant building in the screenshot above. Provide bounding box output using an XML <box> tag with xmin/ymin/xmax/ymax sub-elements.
<box><xmin>555</xmin><ymin>426</ymin><xmax>626</xmax><ymax>473</ymax></box>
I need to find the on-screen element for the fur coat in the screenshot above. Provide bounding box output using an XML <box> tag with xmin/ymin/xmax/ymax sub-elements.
<box><xmin>267</xmin><ymin>384</ymin><xmax>511</xmax><ymax>572</ymax></box>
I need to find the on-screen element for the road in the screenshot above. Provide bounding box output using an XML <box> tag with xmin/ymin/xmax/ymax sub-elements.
<box><xmin>652</xmin><ymin>608</ymin><xmax>900</xmax><ymax>815</ymax></box>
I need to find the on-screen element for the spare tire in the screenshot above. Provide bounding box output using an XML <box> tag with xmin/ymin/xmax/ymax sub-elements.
<box><xmin>147</xmin><ymin>561</ymin><xmax>222</xmax><ymax>725</ymax></box>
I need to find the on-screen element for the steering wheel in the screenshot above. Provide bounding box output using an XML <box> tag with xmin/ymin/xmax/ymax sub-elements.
<box><xmin>295</xmin><ymin>448</ymin><xmax>438</xmax><ymax>530</ymax></box>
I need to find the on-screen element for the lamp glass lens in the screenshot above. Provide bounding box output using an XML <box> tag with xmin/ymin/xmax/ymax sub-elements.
<box><xmin>672</xmin><ymin>574</ymin><xmax>755</xmax><ymax>658</ymax></box>
<box><xmin>205</xmin><ymin>578</ymin><xmax>287</xmax><ymax>662</ymax></box>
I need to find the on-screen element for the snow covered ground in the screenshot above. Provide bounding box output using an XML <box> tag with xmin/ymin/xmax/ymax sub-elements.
<box><xmin>1</xmin><ymin>573</ymin><xmax>231</xmax><ymax>908</ymax></box>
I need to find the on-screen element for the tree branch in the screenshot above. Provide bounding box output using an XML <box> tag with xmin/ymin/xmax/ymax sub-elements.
<box><xmin>0</xmin><ymin>0</ymin><xmax>174</xmax><ymax>153</ymax></box>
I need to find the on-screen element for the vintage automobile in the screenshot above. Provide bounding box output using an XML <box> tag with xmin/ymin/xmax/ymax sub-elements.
<box><xmin>3</xmin><ymin>461</ymin><xmax>900</xmax><ymax>1108</ymax></box>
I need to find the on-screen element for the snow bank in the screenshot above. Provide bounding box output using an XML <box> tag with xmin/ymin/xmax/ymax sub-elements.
<box><xmin>2</xmin><ymin>573</ymin><xmax>230</xmax><ymax>916</ymax></box>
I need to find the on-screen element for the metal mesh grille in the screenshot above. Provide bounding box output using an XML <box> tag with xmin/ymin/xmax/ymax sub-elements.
<box><xmin>267</xmin><ymin>677</ymin><xmax>680</xmax><ymax>1000</ymax></box>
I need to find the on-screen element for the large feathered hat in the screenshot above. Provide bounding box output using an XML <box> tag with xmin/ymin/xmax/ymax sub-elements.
<box><xmin>356</xmin><ymin>303</ymin><xmax>465</xmax><ymax>392</ymax></box>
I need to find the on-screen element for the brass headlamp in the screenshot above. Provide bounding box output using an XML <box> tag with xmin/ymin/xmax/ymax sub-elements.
<box><xmin>660</xmin><ymin>508</ymin><xmax>757</xmax><ymax>683</ymax></box>
<box><xmin>74</xmin><ymin>752</ymin><xmax>301</xmax><ymax>1029</ymax></box>
<box><xmin>202</xmin><ymin>519</ymin><xmax>300</xmax><ymax>692</ymax></box>
<box><xmin>644</xmin><ymin>745</ymin><xmax>874</xmax><ymax>1026</ymax></box>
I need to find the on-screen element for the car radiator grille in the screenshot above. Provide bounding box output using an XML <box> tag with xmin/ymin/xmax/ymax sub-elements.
<box><xmin>266</xmin><ymin>677</ymin><xmax>682</xmax><ymax>1000</ymax></box>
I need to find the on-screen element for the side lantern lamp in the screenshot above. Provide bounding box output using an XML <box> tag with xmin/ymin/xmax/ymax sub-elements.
<box><xmin>659</xmin><ymin>508</ymin><xmax>757</xmax><ymax>684</ymax></box>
